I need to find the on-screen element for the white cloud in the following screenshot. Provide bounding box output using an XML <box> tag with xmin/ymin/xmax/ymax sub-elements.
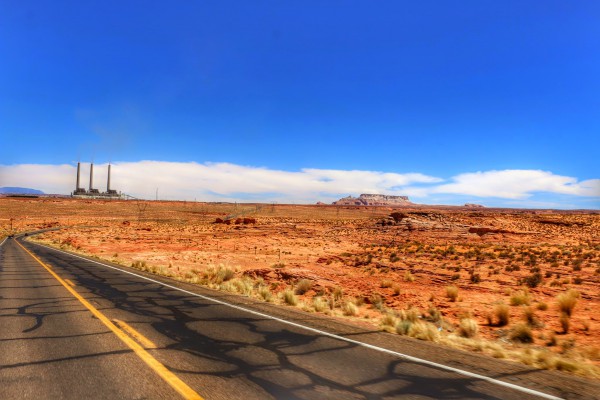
<box><xmin>0</xmin><ymin>161</ymin><xmax>440</xmax><ymax>202</ymax></box>
<box><xmin>427</xmin><ymin>170</ymin><xmax>600</xmax><ymax>199</ymax></box>
<box><xmin>0</xmin><ymin>163</ymin><xmax>598</xmax><ymax>206</ymax></box>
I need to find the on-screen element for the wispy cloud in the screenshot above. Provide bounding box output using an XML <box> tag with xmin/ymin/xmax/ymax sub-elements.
<box><xmin>0</xmin><ymin>162</ymin><xmax>598</xmax><ymax>208</ymax></box>
<box><xmin>426</xmin><ymin>170</ymin><xmax>600</xmax><ymax>199</ymax></box>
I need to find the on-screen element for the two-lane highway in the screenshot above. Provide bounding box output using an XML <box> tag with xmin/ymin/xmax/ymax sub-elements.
<box><xmin>1</xmin><ymin>236</ymin><xmax>595</xmax><ymax>399</ymax></box>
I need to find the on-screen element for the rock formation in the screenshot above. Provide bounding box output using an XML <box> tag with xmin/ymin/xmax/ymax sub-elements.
<box><xmin>332</xmin><ymin>194</ymin><xmax>412</xmax><ymax>206</ymax></box>
<box><xmin>464</xmin><ymin>203</ymin><xmax>485</xmax><ymax>208</ymax></box>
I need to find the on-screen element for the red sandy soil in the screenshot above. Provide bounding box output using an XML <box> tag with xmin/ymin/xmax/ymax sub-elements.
<box><xmin>2</xmin><ymin>198</ymin><xmax>599</xmax><ymax>374</ymax></box>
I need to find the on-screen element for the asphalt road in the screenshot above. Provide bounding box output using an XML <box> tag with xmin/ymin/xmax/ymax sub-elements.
<box><xmin>0</xmin><ymin>236</ymin><xmax>597</xmax><ymax>399</ymax></box>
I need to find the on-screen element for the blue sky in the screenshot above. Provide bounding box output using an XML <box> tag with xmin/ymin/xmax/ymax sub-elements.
<box><xmin>0</xmin><ymin>1</ymin><xmax>598</xmax><ymax>207</ymax></box>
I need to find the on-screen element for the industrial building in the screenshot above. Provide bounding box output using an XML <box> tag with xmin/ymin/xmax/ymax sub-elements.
<box><xmin>72</xmin><ymin>162</ymin><xmax>123</xmax><ymax>199</ymax></box>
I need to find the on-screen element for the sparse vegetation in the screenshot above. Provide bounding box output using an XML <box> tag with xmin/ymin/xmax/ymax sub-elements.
<box><xmin>494</xmin><ymin>303</ymin><xmax>510</xmax><ymax>327</ymax></box>
<box><xmin>557</xmin><ymin>289</ymin><xmax>579</xmax><ymax>317</ymax></box>
<box><xmin>282</xmin><ymin>289</ymin><xmax>298</xmax><ymax>306</ymax></box>
<box><xmin>510</xmin><ymin>290</ymin><xmax>531</xmax><ymax>306</ymax></box>
<box><xmin>458</xmin><ymin>318</ymin><xmax>478</xmax><ymax>338</ymax></box>
<box><xmin>510</xmin><ymin>323</ymin><xmax>534</xmax><ymax>343</ymax></box>
<box><xmin>295</xmin><ymin>279</ymin><xmax>313</xmax><ymax>295</ymax></box>
<box><xmin>446</xmin><ymin>285</ymin><xmax>458</xmax><ymax>302</ymax></box>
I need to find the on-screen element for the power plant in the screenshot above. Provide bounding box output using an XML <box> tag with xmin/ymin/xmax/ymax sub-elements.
<box><xmin>72</xmin><ymin>162</ymin><xmax>123</xmax><ymax>199</ymax></box>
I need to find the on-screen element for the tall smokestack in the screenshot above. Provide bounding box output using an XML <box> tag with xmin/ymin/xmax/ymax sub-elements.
<box><xmin>107</xmin><ymin>164</ymin><xmax>111</xmax><ymax>191</ymax></box>
<box><xmin>76</xmin><ymin>162</ymin><xmax>81</xmax><ymax>190</ymax></box>
<box><xmin>89</xmin><ymin>163</ymin><xmax>94</xmax><ymax>191</ymax></box>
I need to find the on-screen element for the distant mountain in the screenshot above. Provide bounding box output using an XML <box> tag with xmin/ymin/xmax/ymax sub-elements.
<box><xmin>0</xmin><ymin>187</ymin><xmax>45</xmax><ymax>195</ymax></box>
<box><xmin>333</xmin><ymin>194</ymin><xmax>413</xmax><ymax>206</ymax></box>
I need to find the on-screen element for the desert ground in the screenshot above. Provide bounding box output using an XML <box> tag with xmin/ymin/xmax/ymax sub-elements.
<box><xmin>2</xmin><ymin>197</ymin><xmax>599</xmax><ymax>378</ymax></box>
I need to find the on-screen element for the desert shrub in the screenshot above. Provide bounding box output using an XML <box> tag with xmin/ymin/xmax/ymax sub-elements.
<box><xmin>446</xmin><ymin>285</ymin><xmax>459</xmax><ymax>302</ymax></box>
<box><xmin>282</xmin><ymin>289</ymin><xmax>298</xmax><ymax>306</ymax></box>
<box><xmin>295</xmin><ymin>279</ymin><xmax>313</xmax><ymax>295</ymax></box>
<box><xmin>396</xmin><ymin>320</ymin><xmax>412</xmax><ymax>335</ymax></box>
<box><xmin>404</xmin><ymin>270</ymin><xmax>415</xmax><ymax>282</ymax></box>
<box><xmin>494</xmin><ymin>303</ymin><xmax>510</xmax><ymax>326</ymax></box>
<box><xmin>369</xmin><ymin>294</ymin><xmax>384</xmax><ymax>310</ymax></box>
<box><xmin>405</xmin><ymin>308</ymin><xmax>420</xmax><ymax>323</ymax></box>
<box><xmin>428</xmin><ymin>306</ymin><xmax>442</xmax><ymax>323</ymax></box>
<box><xmin>451</xmin><ymin>273</ymin><xmax>460</xmax><ymax>280</ymax></box>
<box><xmin>271</xmin><ymin>262</ymin><xmax>286</xmax><ymax>268</ymax></box>
<box><xmin>510</xmin><ymin>323</ymin><xmax>533</xmax><ymax>343</ymax></box>
<box><xmin>131</xmin><ymin>260</ymin><xmax>147</xmax><ymax>270</ymax></box>
<box><xmin>573</xmin><ymin>277</ymin><xmax>583</xmax><ymax>285</ymax></box>
<box><xmin>537</xmin><ymin>301</ymin><xmax>548</xmax><ymax>311</ymax></box>
<box><xmin>203</xmin><ymin>265</ymin><xmax>235</xmax><ymax>283</ymax></box>
<box><xmin>510</xmin><ymin>290</ymin><xmax>531</xmax><ymax>306</ymax></box>
<box><xmin>312</xmin><ymin>297</ymin><xmax>328</xmax><ymax>312</ymax></box>
<box><xmin>381</xmin><ymin>313</ymin><xmax>398</xmax><ymax>329</ymax></box>
<box><xmin>380</xmin><ymin>279</ymin><xmax>393</xmax><ymax>288</ymax></box>
<box><xmin>218</xmin><ymin>267</ymin><xmax>235</xmax><ymax>282</ymax></box>
<box><xmin>458</xmin><ymin>318</ymin><xmax>479</xmax><ymax>338</ymax></box>
<box><xmin>557</xmin><ymin>289</ymin><xmax>579</xmax><ymax>317</ymax></box>
<box><xmin>523</xmin><ymin>307</ymin><xmax>538</xmax><ymax>326</ymax></box>
<box><xmin>342</xmin><ymin>301</ymin><xmax>358</xmax><ymax>316</ymax></box>
<box><xmin>408</xmin><ymin>321</ymin><xmax>439</xmax><ymax>342</ymax></box>
<box><xmin>392</xmin><ymin>284</ymin><xmax>401</xmax><ymax>295</ymax></box>
<box><xmin>469</xmin><ymin>273</ymin><xmax>481</xmax><ymax>284</ymax></box>
<box><xmin>523</xmin><ymin>272</ymin><xmax>543</xmax><ymax>288</ymax></box>
<box><xmin>258</xmin><ymin>286</ymin><xmax>273</xmax><ymax>302</ymax></box>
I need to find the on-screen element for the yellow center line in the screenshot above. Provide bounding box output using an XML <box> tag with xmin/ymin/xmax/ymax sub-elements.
<box><xmin>16</xmin><ymin>240</ymin><xmax>203</xmax><ymax>400</ymax></box>
<box><xmin>64</xmin><ymin>278</ymin><xmax>76</xmax><ymax>287</ymax></box>
<box><xmin>113</xmin><ymin>319</ymin><xmax>157</xmax><ymax>349</ymax></box>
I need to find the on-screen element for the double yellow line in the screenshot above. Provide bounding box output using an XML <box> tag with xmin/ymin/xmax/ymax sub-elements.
<box><xmin>16</xmin><ymin>241</ymin><xmax>203</xmax><ymax>400</ymax></box>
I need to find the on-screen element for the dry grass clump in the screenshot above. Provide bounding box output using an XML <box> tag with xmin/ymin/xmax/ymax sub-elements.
<box><xmin>523</xmin><ymin>307</ymin><xmax>538</xmax><ymax>326</ymax></box>
<box><xmin>427</xmin><ymin>306</ymin><xmax>442</xmax><ymax>323</ymax></box>
<box><xmin>131</xmin><ymin>260</ymin><xmax>147</xmax><ymax>270</ymax></box>
<box><xmin>369</xmin><ymin>294</ymin><xmax>384</xmax><ymax>311</ymax></box>
<box><xmin>493</xmin><ymin>303</ymin><xmax>510</xmax><ymax>327</ymax></box>
<box><xmin>510</xmin><ymin>289</ymin><xmax>531</xmax><ymax>306</ymax></box>
<box><xmin>257</xmin><ymin>285</ymin><xmax>273</xmax><ymax>302</ymax></box>
<box><xmin>282</xmin><ymin>289</ymin><xmax>298</xmax><ymax>306</ymax></box>
<box><xmin>204</xmin><ymin>265</ymin><xmax>235</xmax><ymax>284</ymax></box>
<box><xmin>342</xmin><ymin>301</ymin><xmax>358</xmax><ymax>316</ymax></box>
<box><xmin>446</xmin><ymin>285</ymin><xmax>459</xmax><ymax>302</ymax></box>
<box><xmin>557</xmin><ymin>289</ymin><xmax>579</xmax><ymax>333</ymax></box>
<box><xmin>295</xmin><ymin>279</ymin><xmax>313</xmax><ymax>295</ymax></box>
<box><xmin>458</xmin><ymin>318</ymin><xmax>479</xmax><ymax>338</ymax></box>
<box><xmin>557</xmin><ymin>289</ymin><xmax>579</xmax><ymax>317</ymax></box>
<box><xmin>312</xmin><ymin>297</ymin><xmax>328</xmax><ymax>312</ymax></box>
<box><xmin>222</xmin><ymin>277</ymin><xmax>254</xmax><ymax>296</ymax></box>
<box><xmin>405</xmin><ymin>321</ymin><xmax>439</xmax><ymax>342</ymax></box>
<box><xmin>380</xmin><ymin>279</ymin><xmax>393</xmax><ymax>288</ymax></box>
<box><xmin>404</xmin><ymin>270</ymin><xmax>415</xmax><ymax>282</ymax></box>
<box><xmin>509</xmin><ymin>323</ymin><xmax>533</xmax><ymax>343</ymax></box>
<box><xmin>381</xmin><ymin>313</ymin><xmax>398</xmax><ymax>331</ymax></box>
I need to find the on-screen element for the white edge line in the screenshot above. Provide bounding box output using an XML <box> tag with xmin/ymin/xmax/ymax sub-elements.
<box><xmin>0</xmin><ymin>238</ymin><xmax>6</xmax><ymax>247</ymax></box>
<box><xmin>27</xmin><ymin>240</ymin><xmax>563</xmax><ymax>400</ymax></box>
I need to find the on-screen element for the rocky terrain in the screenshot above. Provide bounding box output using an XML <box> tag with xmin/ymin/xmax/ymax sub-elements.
<box><xmin>2</xmin><ymin>197</ymin><xmax>599</xmax><ymax>378</ymax></box>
